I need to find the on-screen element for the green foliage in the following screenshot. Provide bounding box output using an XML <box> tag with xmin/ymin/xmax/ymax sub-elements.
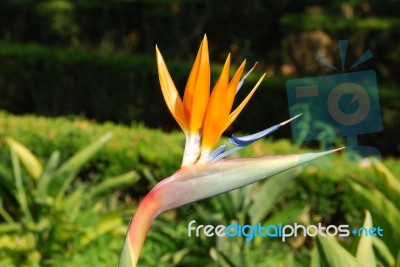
<box><xmin>314</xmin><ymin>211</ymin><xmax>373</xmax><ymax>267</ymax></box>
<box><xmin>0</xmin><ymin>134</ymin><xmax>139</xmax><ymax>266</ymax></box>
<box><xmin>1</xmin><ymin>112</ymin><xmax>399</xmax><ymax>266</ymax></box>
<box><xmin>349</xmin><ymin>160</ymin><xmax>400</xmax><ymax>266</ymax></box>
<box><xmin>313</xmin><ymin>161</ymin><xmax>400</xmax><ymax>267</ymax></box>
<box><xmin>0</xmin><ymin>111</ymin><xmax>183</xmax><ymax>182</ymax></box>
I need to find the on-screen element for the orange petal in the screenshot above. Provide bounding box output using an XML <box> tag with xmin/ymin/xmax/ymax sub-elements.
<box><xmin>183</xmin><ymin>36</ymin><xmax>210</xmax><ymax>132</ymax></box>
<box><xmin>225</xmin><ymin>60</ymin><xmax>246</xmax><ymax>117</ymax></box>
<box><xmin>201</xmin><ymin>54</ymin><xmax>231</xmax><ymax>150</ymax></box>
<box><xmin>156</xmin><ymin>46</ymin><xmax>187</xmax><ymax>131</ymax></box>
<box><xmin>224</xmin><ymin>73</ymin><xmax>266</xmax><ymax>131</ymax></box>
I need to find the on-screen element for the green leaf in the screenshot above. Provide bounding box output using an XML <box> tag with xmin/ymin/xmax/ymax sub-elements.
<box><xmin>36</xmin><ymin>151</ymin><xmax>60</xmax><ymax>203</ymax></box>
<box><xmin>317</xmin><ymin>235</ymin><xmax>363</xmax><ymax>267</ymax></box>
<box><xmin>373</xmin><ymin>237</ymin><xmax>395</xmax><ymax>267</ymax></box>
<box><xmin>231</xmin><ymin>184</ymin><xmax>253</xmax><ymax>215</ymax></box>
<box><xmin>355</xmin><ymin>210</ymin><xmax>375</xmax><ymax>267</ymax></box>
<box><xmin>249</xmin><ymin>167</ymin><xmax>301</xmax><ymax>225</ymax></box>
<box><xmin>350</xmin><ymin>181</ymin><xmax>400</xmax><ymax>256</ymax></box>
<box><xmin>0</xmin><ymin>163</ymin><xmax>15</xmax><ymax>204</ymax></box>
<box><xmin>49</xmin><ymin>132</ymin><xmax>113</xmax><ymax>200</ymax></box>
<box><xmin>81</xmin><ymin>214</ymin><xmax>124</xmax><ymax>245</ymax></box>
<box><xmin>373</xmin><ymin>160</ymin><xmax>400</xmax><ymax>209</ymax></box>
<box><xmin>0</xmin><ymin>198</ymin><xmax>15</xmax><ymax>224</ymax></box>
<box><xmin>264</xmin><ymin>206</ymin><xmax>309</xmax><ymax>226</ymax></box>
<box><xmin>0</xmin><ymin>223</ymin><xmax>20</xmax><ymax>233</ymax></box>
<box><xmin>89</xmin><ymin>171</ymin><xmax>140</xmax><ymax>200</ymax></box>
<box><xmin>214</xmin><ymin>191</ymin><xmax>237</xmax><ymax>220</ymax></box>
<box><xmin>10</xmin><ymin>148</ymin><xmax>33</xmax><ymax>223</ymax></box>
<box><xmin>5</xmin><ymin>137</ymin><xmax>43</xmax><ymax>180</ymax></box>
<box><xmin>172</xmin><ymin>248</ymin><xmax>190</xmax><ymax>265</ymax></box>
<box><xmin>311</xmin><ymin>245</ymin><xmax>321</xmax><ymax>267</ymax></box>
<box><xmin>63</xmin><ymin>185</ymin><xmax>85</xmax><ymax>222</ymax></box>
<box><xmin>209</xmin><ymin>247</ymin><xmax>235</xmax><ymax>267</ymax></box>
<box><xmin>0</xmin><ymin>163</ymin><xmax>14</xmax><ymax>192</ymax></box>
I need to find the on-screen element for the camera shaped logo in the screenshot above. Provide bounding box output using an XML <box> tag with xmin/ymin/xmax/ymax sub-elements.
<box><xmin>286</xmin><ymin>40</ymin><xmax>382</xmax><ymax>163</ymax></box>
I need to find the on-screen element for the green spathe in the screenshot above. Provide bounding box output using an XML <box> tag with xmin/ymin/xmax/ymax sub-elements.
<box><xmin>155</xmin><ymin>148</ymin><xmax>345</xmax><ymax>213</ymax></box>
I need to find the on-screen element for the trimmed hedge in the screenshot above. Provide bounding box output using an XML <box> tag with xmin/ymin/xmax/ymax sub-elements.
<box><xmin>0</xmin><ymin>42</ymin><xmax>399</xmax><ymax>155</ymax></box>
<box><xmin>0</xmin><ymin>42</ymin><xmax>163</xmax><ymax>125</ymax></box>
<box><xmin>0</xmin><ymin>41</ymin><xmax>291</xmax><ymax>132</ymax></box>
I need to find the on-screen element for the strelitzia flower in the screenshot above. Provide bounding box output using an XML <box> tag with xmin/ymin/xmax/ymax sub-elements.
<box><xmin>119</xmin><ymin>36</ymin><xmax>343</xmax><ymax>267</ymax></box>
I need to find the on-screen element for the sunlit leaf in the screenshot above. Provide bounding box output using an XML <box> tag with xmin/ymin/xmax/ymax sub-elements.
<box><xmin>5</xmin><ymin>137</ymin><xmax>43</xmax><ymax>180</ymax></box>
<box><xmin>373</xmin><ymin>160</ymin><xmax>400</xmax><ymax>209</ymax></box>
<box><xmin>355</xmin><ymin>210</ymin><xmax>375</xmax><ymax>267</ymax></box>
<box><xmin>317</xmin><ymin>235</ymin><xmax>363</xmax><ymax>267</ymax></box>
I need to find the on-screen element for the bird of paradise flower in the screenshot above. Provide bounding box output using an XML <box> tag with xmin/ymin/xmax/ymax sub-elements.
<box><xmin>119</xmin><ymin>36</ymin><xmax>343</xmax><ymax>266</ymax></box>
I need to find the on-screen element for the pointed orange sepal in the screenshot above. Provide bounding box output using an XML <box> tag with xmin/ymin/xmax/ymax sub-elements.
<box><xmin>156</xmin><ymin>46</ymin><xmax>187</xmax><ymax>131</ymax></box>
<box><xmin>182</xmin><ymin>36</ymin><xmax>210</xmax><ymax>133</ymax></box>
<box><xmin>224</xmin><ymin>73</ymin><xmax>266</xmax><ymax>131</ymax></box>
<box><xmin>224</xmin><ymin>60</ymin><xmax>246</xmax><ymax>125</ymax></box>
<box><xmin>201</xmin><ymin>54</ymin><xmax>232</xmax><ymax>150</ymax></box>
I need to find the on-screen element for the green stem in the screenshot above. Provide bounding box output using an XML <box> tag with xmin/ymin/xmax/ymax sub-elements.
<box><xmin>119</xmin><ymin>192</ymin><xmax>159</xmax><ymax>267</ymax></box>
<box><xmin>11</xmin><ymin>149</ymin><xmax>33</xmax><ymax>223</ymax></box>
<box><xmin>0</xmin><ymin>204</ymin><xmax>15</xmax><ymax>224</ymax></box>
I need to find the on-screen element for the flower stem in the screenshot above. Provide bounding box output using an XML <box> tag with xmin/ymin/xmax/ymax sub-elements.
<box><xmin>182</xmin><ymin>133</ymin><xmax>201</xmax><ymax>166</ymax></box>
<box><xmin>119</xmin><ymin>193</ymin><xmax>159</xmax><ymax>267</ymax></box>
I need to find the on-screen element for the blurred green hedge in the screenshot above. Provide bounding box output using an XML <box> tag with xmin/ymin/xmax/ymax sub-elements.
<box><xmin>0</xmin><ymin>41</ymin><xmax>292</xmax><ymax>133</ymax></box>
<box><xmin>0</xmin><ymin>41</ymin><xmax>399</xmax><ymax>155</ymax></box>
<box><xmin>0</xmin><ymin>42</ymin><xmax>164</xmax><ymax>126</ymax></box>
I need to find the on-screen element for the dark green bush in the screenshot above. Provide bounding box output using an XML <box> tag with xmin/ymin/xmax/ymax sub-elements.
<box><xmin>0</xmin><ymin>41</ymin><xmax>291</xmax><ymax>133</ymax></box>
<box><xmin>0</xmin><ymin>42</ymin><xmax>163</xmax><ymax>125</ymax></box>
<box><xmin>0</xmin><ymin>41</ymin><xmax>398</xmax><ymax>155</ymax></box>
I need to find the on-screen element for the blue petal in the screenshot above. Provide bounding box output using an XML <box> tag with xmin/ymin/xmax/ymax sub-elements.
<box><xmin>230</xmin><ymin>124</ymin><xmax>280</xmax><ymax>146</ymax></box>
<box><xmin>230</xmin><ymin>115</ymin><xmax>302</xmax><ymax>146</ymax></box>
<box><xmin>208</xmin><ymin>115</ymin><xmax>302</xmax><ymax>162</ymax></box>
<box><xmin>206</xmin><ymin>145</ymin><xmax>226</xmax><ymax>161</ymax></box>
<box><xmin>236</xmin><ymin>63</ymin><xmax>258</xmax><ymax>93</ymax></box>
<box><xmin>210</xmin><ymin>146</ymin><xmax>242</xmax><ymax>162</ymax></box>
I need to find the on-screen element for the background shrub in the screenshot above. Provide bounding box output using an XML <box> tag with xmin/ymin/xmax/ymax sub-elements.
<box><xmin>0</xmin><ymin>42</ymin><xmax>399</xmax><ymax>156</ymax></box>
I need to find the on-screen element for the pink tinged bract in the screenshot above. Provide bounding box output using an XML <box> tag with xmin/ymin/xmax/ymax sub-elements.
<box><xmin>119</xmin><ymin>148</ymin><xmax>344</xmax><ymax>266</ymax></box>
